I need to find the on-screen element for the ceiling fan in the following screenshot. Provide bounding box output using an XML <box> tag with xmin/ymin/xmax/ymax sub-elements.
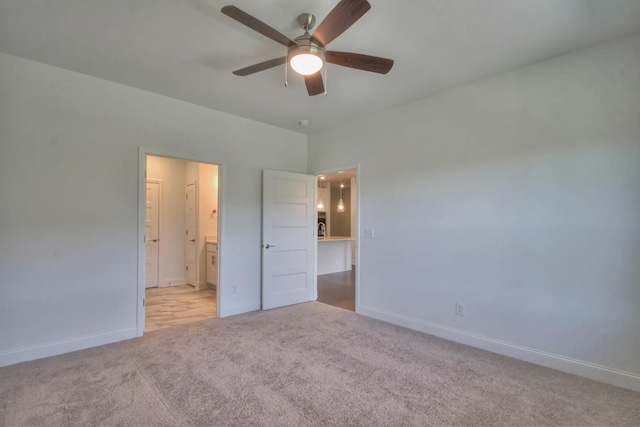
<box><xmin>221</xmin><ymin>0</ymin><xmax>394</xmax><ymax>96</ymax></box>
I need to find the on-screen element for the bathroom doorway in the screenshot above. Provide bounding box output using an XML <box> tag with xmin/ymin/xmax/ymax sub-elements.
<box><xmin>141</xmin><ymin>154</ymin><xmax>220</xmax><ymax>333</ymax></box>
<box><xmin>315</xmin><ymin>168</ymin><xmax>358</xmax><ymax>311</ymax></box>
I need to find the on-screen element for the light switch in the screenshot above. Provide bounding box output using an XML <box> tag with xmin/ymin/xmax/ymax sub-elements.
<box><xmin>364</xmin><ymin>227</ymin><xmax>374</xmax><ymax>239</ymax></box>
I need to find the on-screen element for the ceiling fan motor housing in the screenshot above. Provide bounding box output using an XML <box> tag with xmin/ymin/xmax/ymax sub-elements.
<box><xmin>289</xmin><ymin>34</ymin><xmax>326</xmax><ymax>65</ymax></box>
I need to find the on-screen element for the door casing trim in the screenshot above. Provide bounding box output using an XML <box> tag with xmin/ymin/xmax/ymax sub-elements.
<box><xmin>313</xmin><ymin>164</ymin><xmax>361</xmax><ymax>312</ymax></box>
<box><xmin>138</xmin><ymin>146</ymin><xmax>224</xmax><ymax>336</ymax></box>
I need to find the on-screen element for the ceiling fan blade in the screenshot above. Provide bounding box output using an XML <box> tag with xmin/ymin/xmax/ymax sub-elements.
<box><xmin>305</xmin><ymin>72</ymin><xmax>325</xmax><ymax>96</ymax></box>
<box><xmin>232</xmin><ymin>57</ymin><xmax>287</xmax><ymax>76</ymax></box>
<box><xmin>326</xmin><ymin>51</ymin><xmax>393</xmax><ymax>74</ymax></box>
<box><xmin>221</xmin><ymin>5</ymin><xmax>296</xmax><ymax>47</ymax></box>
<box><xmin>311</xmin><ymin>0</ymin><xmax>371</xmax><ymax>47</ymax></box>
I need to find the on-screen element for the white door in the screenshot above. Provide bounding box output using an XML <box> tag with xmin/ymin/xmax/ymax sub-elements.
<box><xmin>185</xmin><ymin>182</ymin><xmax>197</xmax><ymax>286</ymax></box>
<box><xmin>262</xmin><ymin>169</ymin><xmax>315</xmax><ymax>309</ymax></box>
<box><xmin>145</xmin><ymin>181</ymin><xmax>160</xmax><ymax>288</ymax></box>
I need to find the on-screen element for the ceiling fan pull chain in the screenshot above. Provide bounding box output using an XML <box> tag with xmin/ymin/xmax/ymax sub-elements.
<box><xmin>324</xmin><ymin>64</ymin><xmax>328</xmax><ymax>96</ymax></box>
<box><xmin>284</xmin><ymin>59</ymin><xmax>288</xmax><ymax>87</ymax></box>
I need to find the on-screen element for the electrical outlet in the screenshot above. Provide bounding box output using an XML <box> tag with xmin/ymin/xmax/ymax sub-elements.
<box><xmin>455</xmin><ymin>302</ymin><xmax>465</xmax><ymax>317</ymax></box>
<box><xmin>364</xmin><ymin>227</ymin><xmax>374</xmax><ymax>239</ymax></box>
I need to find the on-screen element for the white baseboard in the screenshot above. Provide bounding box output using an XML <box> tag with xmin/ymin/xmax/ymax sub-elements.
<box><xmin>0</xmin><ymin>328</ymin><xmax>138</xmax><ymax>368</ymax></box>
<box><xmin>160</xmin><ymin>278</ymin><xmax>186</xmax><ymax>287</ymax></box>
<box><xmin>219</xmin><ymin>302</ymin><xmax>260</xmax><ymax>318</ymax></box>
<box><xmin>358</xmin><ymin>305</ymin><xmax>640</xmax><ymax>392</ymax></box>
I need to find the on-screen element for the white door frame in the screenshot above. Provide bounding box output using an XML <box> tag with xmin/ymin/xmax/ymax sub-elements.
<box><xmin>313</xmin><ymin>164</ymin><xmax>361</xmax><ymax>312</ymax></box>
<box><xmin>145</xmin><ymin>179</ymin><xmax>162</xmax><ymax>288</ymax></box>
<box><xmin>184</xmin><ymin>180</ymin><xmax>198</xmax><ymax>287</ymax></box>
<box><xmin>137</xmin><ymin>146</ymin><xmax>224</xmax><ymax>336</ymax></box>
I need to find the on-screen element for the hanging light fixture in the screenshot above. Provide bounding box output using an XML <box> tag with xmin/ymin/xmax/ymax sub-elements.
<box><xmin>337</xmin><ymin>182</ymin><xmax>345</xmax><ymax>212</ymax></box>
<box><xmin>317</xmin><ymin>177</ymin><xmax>325</xmax><ymax>211</ymax></box>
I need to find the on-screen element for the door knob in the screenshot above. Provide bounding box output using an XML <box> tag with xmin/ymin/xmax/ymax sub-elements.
<box><xmin>152</xmin><ymin>239</ymin><xmax>158</xmax><ymax>242</ymax></box>
<box><xmin>190</xmin><ymin>239</ymin><xmax>196</xmax><ymax>242</ymax></box>
<box><xmin>264</xmin><ymin>244</ymin><xmax>276</xmax><ymax>249</ymax></box>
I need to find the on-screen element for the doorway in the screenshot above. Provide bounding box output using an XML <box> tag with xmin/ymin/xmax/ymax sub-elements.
<box><xmin>140</xmin><ymin>154</ymin><xmax>220</xmax><ymax>333</ymax></box>
<box><xmin>315</xmin><ymin>168</ymin><xmax>358</xmax><ymax>311</ymax></box>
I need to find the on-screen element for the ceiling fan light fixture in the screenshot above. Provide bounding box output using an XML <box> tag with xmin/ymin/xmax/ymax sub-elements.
<box><xmin>290</xmin><ymin>54</ymin><xmax>323</xmax><ymax>75</ymax></box>
<box><xmin>288</xmin><ymin>44</ymin><xmax>325</xmax><ymax>76</ymax></box>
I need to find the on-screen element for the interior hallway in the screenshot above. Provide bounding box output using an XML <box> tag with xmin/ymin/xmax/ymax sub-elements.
<box><xmin>145</xmin><ymin>285</ymin><xmax>216</xmax><ymax>332</ymax></box>
<box><xmin>317</xmin><ymin>267</ymin><xmax>355</xmax><ymax>311</ymax></box>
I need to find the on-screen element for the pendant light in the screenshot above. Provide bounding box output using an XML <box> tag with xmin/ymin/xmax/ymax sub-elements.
<box><xmin>317</xmin><ymin>176</ymin><xmax>325</xmax><ymax>211</ymax></box>
<box><xmin>337</xmin><ymin>182</ymin><xmax>345</xmax><ymax>213</ymax></box>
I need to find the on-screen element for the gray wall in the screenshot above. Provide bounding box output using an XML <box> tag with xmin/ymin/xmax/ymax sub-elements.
<box><xmin>0</xmin><ymin>52</ymin><xmax>307</xmax><ymax>366</ymax></box>
<box><xmin>308</xmin><ymin>33</ymin><xmax>640</xmax><ymax>390</ymax></box>
<box><xmin>330</xmin><ymin>182</ymin><xmax>351</xmax><ymax>237</ymax></box>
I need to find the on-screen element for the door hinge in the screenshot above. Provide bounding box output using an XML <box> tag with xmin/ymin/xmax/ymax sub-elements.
<box><xmin>145</xmin><ymin>171</ymin><xmax>147</xmax><ymax>179</ymax></box>
<box><xmin>186</xmin><ymin>194</ymin><xmax>188</xmax><ymax>200</ymax></box>
<box><xmin>143</xmin><ymin>299</ymin><xmax>146</xmax><ymax>307</ymax></box>
<box><xmin>186</xmin><ymin>265</ymin><xmax>188</xmax><ymax>271</ymax></box>
<box><xmin>186</xmin><ymin>230</ymin><xmax>188</xmax><ymax>235</ymax></box>
<box><xmin>143</xmin><ymin>234</ymin><xmax>146</xmax><ymax>243</ymax></box>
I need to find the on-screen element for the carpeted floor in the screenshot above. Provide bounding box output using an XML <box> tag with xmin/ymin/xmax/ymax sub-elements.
<box><xmin>1</xmin><ymin>302</ymin><xmax>639</xmax><ymax>426</ymax></box>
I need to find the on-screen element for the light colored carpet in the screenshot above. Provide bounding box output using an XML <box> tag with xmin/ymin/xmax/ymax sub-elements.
<box><xmin>1</xmin><ymin>302</ymin><xmax>639</xmax><ymax>426</ymax></box>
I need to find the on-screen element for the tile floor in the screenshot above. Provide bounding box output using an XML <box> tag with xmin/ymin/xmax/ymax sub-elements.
<box><xmin>145</xmin><ymin>284</ymin><xmax>216</xmax><ymax>332</ymax></box>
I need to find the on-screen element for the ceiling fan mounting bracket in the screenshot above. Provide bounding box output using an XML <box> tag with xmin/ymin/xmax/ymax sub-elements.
<box><xmin>297</xmin><ymin>13</ymin><xmax>316</xmax><ymax>32</ymax></box>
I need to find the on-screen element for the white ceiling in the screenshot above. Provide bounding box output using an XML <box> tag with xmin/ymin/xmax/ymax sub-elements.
<box><xmin>1</xmin><ymin>0</ymin><xmax>639</xmax><ymax>134</ymax></box>
<box><xmin>319</xmin><ymin>170</ymin><xmax>356</xmax><ymax>183</ymax></box>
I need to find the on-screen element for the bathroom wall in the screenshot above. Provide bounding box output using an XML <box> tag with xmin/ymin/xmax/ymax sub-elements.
<box><xmin>146</xmin><ymin>156</ymin><xmax>187</xmax><ymax>286</ymax></box>
<box><xmin>197</xmin><ymin>163</ymin><xmax>218</xmax><ymax>288</ymax></box>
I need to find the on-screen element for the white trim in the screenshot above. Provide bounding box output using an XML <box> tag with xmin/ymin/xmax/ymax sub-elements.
<box><xmin>313</xmin><ymin>164</ymin><xmax>361</xmax><ymax>310</ymax></box>
<box><xmin>216</xmin><ymin>166</ymin><xmax>223</xmax><ymax>319</ymax></box>
<box><xmin>138</xmin><ymin>147</ymin><xmax>225</xmax><ymax>336</ymax></box>
<box><xmin>0</xmin><ymin>328</ymin><xmax>137</xmax><ymax>368</ymax></box>
<box><xmin>145</xmin><ymin>179</ymin><xmax>162</xmax><ymax>289</ymax></box>
<box><xmin>359</xmin><ymin>305</ymin><xmax>640</xmax><ymax>392</ymax></box>
<box><xmin>219</xmin><ymin>302</ymin><xmax>260</xmax><ymax>318</ymax></box>
<box><xmin>184</xmin><ymin>179</ymin><xmax>198</xmax><ymax>288</ymax></box>
<box><xmin>137</xmin><ymin>149</ymin><xmax>146</xmax><ymax>336</ymax></box>
<box><xmin>159</xmin><ymin>278</ymin><xmax>186</xmax><ymax>287</ymax></box>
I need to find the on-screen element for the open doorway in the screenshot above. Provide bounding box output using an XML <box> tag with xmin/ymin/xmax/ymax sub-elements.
<box><xmin>315</xmin><ymin>169</ymin><xmax>357</xmax><ymax>311</ymax></box>
<box><xmin>143</xmin><ymin>155</ymin><xmax>219</xmax><ymax>332</ymax></box>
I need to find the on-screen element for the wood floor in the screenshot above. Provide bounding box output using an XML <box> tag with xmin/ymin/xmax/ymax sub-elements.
<box><xmin>145</xmin><ymin>284</ymin><xmax>216</xmax><ymax>332</ymax></box>
<box><xmin>317</xmin><ymin>267</ymin><xmax>355</xmax><ymax>311</ymax></box>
